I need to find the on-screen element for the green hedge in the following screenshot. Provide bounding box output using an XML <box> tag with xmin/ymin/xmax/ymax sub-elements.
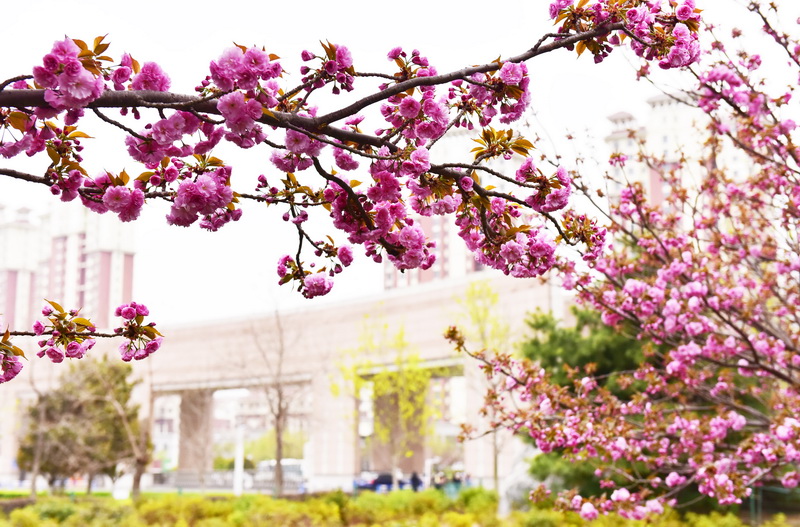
<box><xmin>0</xmin><ymin>489</ymin><xmax>790</xmax><ymax>526</ymax></box>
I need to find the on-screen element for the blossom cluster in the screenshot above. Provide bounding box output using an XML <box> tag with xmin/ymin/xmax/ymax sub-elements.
<box><xmin>33</xmin><ymin>38</ymin><xmax>105</xmax><ymax>109</ymax></box>
<box><xmin>549</xmin><ymin>0</ymin><xmax>701</xmax><ymax>69</ymax></box>
<box><xmin>166</xmin><ymin>166</ymin><xmax>236</xmax><ymax>228</ymax></box>
<box><xmin>33</xmin><ymin>37</ymin><xmax>170</xmax><ymax>111</ymax></box>
<box><xmin>0</xmin><ymin>331</ymin><xmax>24</xmax><ymax>383</ymax></box>
<box><xmin>320</xmin><ymin>148</ymin><xmax>437</xmax><ymax>274</ymax></box>
<box><xmin>626</xmin><ymin>1</ymin><xmax>701</xmax><ymax>69</ymax></box>
<box><xmin>205</xmin><ymin>45</ymin><xmax>283</xmax><ymax>147</ymax></box>
<box><xmin>0</xmin><ymin>351</ymin><xmax>22</xmax><ymax>383</ymax></box>
<box><xmin>209</xmin><ymin>46</ymin><xmax>282</xmax><ymax>92</ymax></box>
<box><xmin>463</xmin><ymin>60</ymin><xmax>531</xmax><ymax>125</ymax></box>
<box><xmin>271</xmin><ymin>127</ymin><xmax>326</xmax><ymax>173</ymax></box>
<box><xmin>113</xmin><ymin>302</ymin><xmax>162</xmax><ymax>361</ymax></box>
<box><xmin>378</xmin><ymin>50</ymin><xmax>449</xmax><ymax>142</ymax></box>
<box><xmin>516</xmin><ymin>161</ymin><xmax>571</xmax><ymax>213</ymax></box>
<box><xmin>33</xmin><ymin>301</ymin><xmax>97</xmax><ymax>364</ymax></box>
<box><xmin>276</xmin><ymin>255</ymin><xmax>336</xmax><ymax>299</ymax></box>
<box><xmin>300</xmin><ymin>42</ymin><xmax>355</xmax><ymax>94</ymax></box>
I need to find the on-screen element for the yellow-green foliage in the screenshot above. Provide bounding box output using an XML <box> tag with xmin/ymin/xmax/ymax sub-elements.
<box><xmin>9</xmin><ymin>508</ymin><xmax>53</xmax><ymax>527</ymax></box>
<box><xmin>0</xmin><ymin>492</ymin><xmax>791</xmax><ymax>527</ymax></box>
<box><xmin>136</xmin><ymin>495</ymin><xmax>237</xmax><ymax>526</ymax></box>
<box><xmin>347</xmin><ymin>489</ymin><xmax>458</xmax><ymax>525</ymax></box>
<box><xmin>230</xmin><ymin>495</ymin><xmax>340</xmax><ymax>527</ymax></box>
<box><xmin>336</xmin><ymin>320</ymin><xmax>435</xmax><ymax>466</ymax></box>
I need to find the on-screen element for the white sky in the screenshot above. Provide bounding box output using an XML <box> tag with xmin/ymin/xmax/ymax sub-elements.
<box><xmin>0</xmin><ymin>0</ymin><xmax>788</xmax><ymax>324</ymax></box>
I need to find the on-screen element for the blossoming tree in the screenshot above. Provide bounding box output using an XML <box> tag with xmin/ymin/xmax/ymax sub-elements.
<box><xmin>447</xmin><ymin>0</ymin><xmax>800</xmax><ymax>520</ymax></box>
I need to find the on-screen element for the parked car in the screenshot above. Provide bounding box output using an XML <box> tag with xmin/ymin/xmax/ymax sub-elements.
<box><xmin>256</xmin><ymin>458</ymin><xmax>305</xmax><ymax>482</ymax></box>
<box><xmin>254</xmin><ymin>459</ymin><xmax>307</xmax><ymax>493</ymax></box>
<box><xmin>355</xmin><ymin>472</ymin><xmax>407</xmax><ymax>492</ymax></box>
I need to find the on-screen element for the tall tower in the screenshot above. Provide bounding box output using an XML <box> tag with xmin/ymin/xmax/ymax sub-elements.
<box><xmin>42</xmin><ymin>204</ymin><xmax>136</xmax><ymax>329</ymax></box>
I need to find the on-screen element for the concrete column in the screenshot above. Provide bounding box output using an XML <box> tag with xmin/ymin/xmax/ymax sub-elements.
<box><xmin>370</xmin><ymin>390</ymin><xmax>425</xmax><ymax>475</ymax></box>
<box><xmin>0</xmin><ymin>389</ymin><xmax>23</xmax><ymax>484</ymax></box>
<box><xmin>177</xmin><ymin>389</ymin><xmax>214</xmax><ymax>479</ymax></box>
<box><xmin>463</xmin><ymin>358</ymin><xmax>496</xmax><ymax>489</ymax></box>
<box><xmin>308</xmin><ymin>372</ymin><xmax>357</xmax><ymax>491</ymax></box>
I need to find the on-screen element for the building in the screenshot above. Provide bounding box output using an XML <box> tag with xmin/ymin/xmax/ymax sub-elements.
<box><xmin>604</xmin><ymin>93</ymin><xmax>750</xmax><ymax>203</ymax></box>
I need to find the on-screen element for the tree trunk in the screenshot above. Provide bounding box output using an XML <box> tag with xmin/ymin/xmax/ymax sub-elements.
<box><xmin>492</xmin><ymin>430</ymin><xmax>499</xmax><ymax>492</ymax></box>
<box><xmin>29</xmin><ymin>412</ymin><xmax>45</xmax><ymax>499</ymax></box>
<box><xmin>275</xmin><ymin>412</ymin><xmax>285</xmax><ymax>497</ymax></box>
<box><xmin>28</xmin><ymin>456</ymin><xmax>40</xmax><ymax>498</ymax></box>
<box><xmin>389</xmin><ymin>434</ymin><xmax>398</xmax><ymax>491</ymax></box>
<box><xmin>131</xmin><ymin>456</ymin><xmax>147</xmax><ymax>499</ymax></box>
<box><xmin>86</xmin><ymin>473</ymin><xmax>94</xmax><ymax>495</ymax></box>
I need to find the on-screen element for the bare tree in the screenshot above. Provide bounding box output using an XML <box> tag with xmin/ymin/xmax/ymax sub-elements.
<box><xmin>455</xmin><ymin>281</ymin><xmax>512</xmax><ymax>492</ymax></box>
<box><xmin>247</xmin><ymin>311</ymin><xmax>310</xmax><ymax>496</ymax></box>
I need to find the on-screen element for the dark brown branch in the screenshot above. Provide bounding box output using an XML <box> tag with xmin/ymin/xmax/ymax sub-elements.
<box><xmin>0</xmin><ymin>75</ymin><xmax>32</xmax><ymax>93</ymax></box>
<box><xmin>315</xmin><ymin>23</ymin><xmax>625</xmax><ymax>126</ymax></box>
<box><xmin>0</xmin><ymin>168</ymin><xmax>49</xmax><ymax>185</ymax></box>
<box><xmin>11</xmin><ymin>330</ymin><xmax>118</xmax><ymax>338</ymax></box>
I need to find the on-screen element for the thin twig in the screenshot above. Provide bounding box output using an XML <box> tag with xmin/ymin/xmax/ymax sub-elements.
<box><xmin>91</xmin><ymin>108</ymin><xmax>147</xmax><ymax>140</ymax></box>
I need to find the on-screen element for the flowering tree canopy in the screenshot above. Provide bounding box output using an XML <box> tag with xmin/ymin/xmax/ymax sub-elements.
<box><xmin>0</xmin><ymin>0</ymin><xmax>703</xmax><ymax>383</ymax></box>
<box><xmin>448</xmin><ymin>0</ymin><xmax>800</xmax><ymax>519</ymax></box>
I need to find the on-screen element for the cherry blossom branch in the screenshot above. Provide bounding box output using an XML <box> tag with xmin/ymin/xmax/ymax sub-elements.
<box><xmin>0</xmin><ymin>168</ymin><xmax>49</xmax><ymax>185</ymax></box>
<box><xmin>315</xmin><ymin>23</ymin><xmax>626</xmax><ymax>127</ymax></box>
<box><xmin>0</xmin><ymin>75</ymin><xmax>32</xmax><ymax>92</ymax></box>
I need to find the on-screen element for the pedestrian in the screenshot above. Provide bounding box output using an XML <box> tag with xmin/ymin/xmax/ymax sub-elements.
<box><xmin>410</xmin><ymin>471</ymin><xmax>422</xmax><ymax>492</ymax></box>
<box><xmin>433</xmin><ymin>471</ymin><xmax>445</xmax><ymax>490</ymax></box>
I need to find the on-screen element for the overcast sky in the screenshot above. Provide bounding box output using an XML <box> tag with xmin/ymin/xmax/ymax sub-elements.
<box><xmin>0</xmin><ymin>0</ymin><xmax>785</xmax><ymax>324</ymax></box>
